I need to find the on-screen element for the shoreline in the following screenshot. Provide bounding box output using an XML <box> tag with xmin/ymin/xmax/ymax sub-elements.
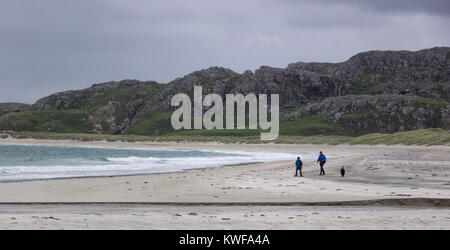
<box><xmin>0</xmin><ymin>138</ymin><xmax>449</xmax><ymax>229</ymax></box>
<box><xmin>0</xmin><ymin>140</ymin><xmax>291</xmax><ymax>183</ymax></box>
<box><xmin>0</xmin><ymin>161</ymin><xmax>266</xmax><ymax>184</ymax></box>
<box><xmin>0</xmin><ymin>138</ymin><xmax>449</xmax><ymax>202</ymax></box>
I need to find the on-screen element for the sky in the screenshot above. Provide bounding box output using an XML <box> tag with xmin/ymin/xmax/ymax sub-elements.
<box><xmin>1</xmin><ymin>0</ymin><xmax>449</xmax><ymax>103</ymax></box>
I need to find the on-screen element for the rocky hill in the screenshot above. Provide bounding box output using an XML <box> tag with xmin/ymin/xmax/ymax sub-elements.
<box><xmin>0</xmin><ymin>103</ymin><xmax>30</xmax><ymax>116</ymax></box>
<box><xmin>1</xmin><ymin>47</ymin><xmax>449</xmax><ymax>136</ymax></box>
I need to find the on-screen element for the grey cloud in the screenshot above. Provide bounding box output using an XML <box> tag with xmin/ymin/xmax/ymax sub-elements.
<box><xmin>0</xmin><ymin>0</ymin><xmax>449</xmax><ymax>103</ymax></box>
<box><xmin>285</xmin><ymin>0</ymin><xmax>450</xmax><ymax>16</ymax></box>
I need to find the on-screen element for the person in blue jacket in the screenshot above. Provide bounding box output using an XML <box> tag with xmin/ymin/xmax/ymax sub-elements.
<box><xmin>317</xmin><ymin>151</ymin><xmax>327</xmax><ymax>176</ymax></box>
<box><xmin>295</xmin><ymin>157</ymin><xmax>303</xmax><ymax>177</ymax></box>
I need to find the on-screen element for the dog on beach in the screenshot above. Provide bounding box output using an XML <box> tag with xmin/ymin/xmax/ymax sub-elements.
<box><xmin>341</xmin><ymin>167</ymin><xmax>346</xmax><ymax>177</ymax></box>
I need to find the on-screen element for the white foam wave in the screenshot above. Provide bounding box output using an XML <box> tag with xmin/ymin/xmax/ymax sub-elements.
<box><xmin>0</xmin><ymin>149</ymin><xmax>321</xmax><ymax>181</ymax></box>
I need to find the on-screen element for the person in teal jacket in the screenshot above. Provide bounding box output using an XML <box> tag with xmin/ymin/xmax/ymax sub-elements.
<box><xmin>295</xmin><ymin>157</ymin><xmax>303</xmax><ymax>177</ymax></box>
<box><xmin>317</xmin><ymin>151</ymin><xmax>327</xmax><ymax>176</ymax></box>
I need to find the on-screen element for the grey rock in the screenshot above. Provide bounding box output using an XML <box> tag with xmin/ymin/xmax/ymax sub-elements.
<box><xmin>285</xmin><ymin>95</ymin><xmax>447</xmax><ymax>134</ymax></box>
<box><xmin>1</xmin><ymin>47</ymin><xmax>449</xmax><ymax>135</ymax></box>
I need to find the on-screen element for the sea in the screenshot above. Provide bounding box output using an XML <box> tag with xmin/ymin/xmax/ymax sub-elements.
<box><xmin>0</xmin><ymin>144</ymin><xmax>315</xmax><ymax>181</ymax></box>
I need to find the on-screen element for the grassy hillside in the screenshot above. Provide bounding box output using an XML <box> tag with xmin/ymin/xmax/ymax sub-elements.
<box><xmin>0</xmin><ymin>110</ymin><xmax>92</xmax><ymax>133</ymax></box>
<box><xmin>0</xmin><ymin>101</ymin><xmax>448</xmax><ymax>137</ymax></box>
<box><xmin>0</xmin><ymin>48</ymin><xmax>448</xmax><ymax>138</ymax></box>
<box><xmin>1</xmin><ymin>129</ymin><xmax>449</xmax><ymax>146</ymax></box>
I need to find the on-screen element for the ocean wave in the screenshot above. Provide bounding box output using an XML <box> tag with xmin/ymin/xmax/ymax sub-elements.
<box><xmin>0</xmin><ymin>145</ymin><xmax>323</xmax><ymax>181</ymax></box>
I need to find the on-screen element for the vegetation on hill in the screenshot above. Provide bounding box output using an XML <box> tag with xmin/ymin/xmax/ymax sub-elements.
<box><xmin>0</xmin><ymin>47</ymin><xmax>449</xmax><ymax>139</ymax></box>
<box><xmin>1</xmin><ymin>129</ymin><xmax>449</xmax><ymax>146</ymax></box>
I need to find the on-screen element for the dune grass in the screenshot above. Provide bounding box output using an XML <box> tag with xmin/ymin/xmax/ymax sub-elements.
<box><xmin>0</xmin><ymin>128</ymin><xmax>449</xmax><ymax>146</ymax></box>
<box><xmin>346</xmin><ymin>129</ymin><xmax>450</xmax><ymax>146</ymax></box>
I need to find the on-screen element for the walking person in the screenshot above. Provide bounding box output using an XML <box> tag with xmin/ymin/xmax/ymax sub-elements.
<box><xmin>317</xmin><ymin>151</ymin><xmax>327</xmax><ymax>176</ymax></box>
<box><xmin>295</xmin><ymin>157</ymin><xmax>303</xmax><ymax>177</ymax></box>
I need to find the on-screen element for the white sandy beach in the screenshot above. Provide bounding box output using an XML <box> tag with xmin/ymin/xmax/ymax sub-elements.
<box><xmin>0</xmin><ymin>138</ymin><xmax>449</xmax><ymax>229</ymax></box>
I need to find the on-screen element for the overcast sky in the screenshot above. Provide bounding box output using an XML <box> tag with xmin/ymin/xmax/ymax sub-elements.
<box><xmin>1</xmin><ymin>0</ymin><xmax>449</xmax><ymax>103</ymax></box>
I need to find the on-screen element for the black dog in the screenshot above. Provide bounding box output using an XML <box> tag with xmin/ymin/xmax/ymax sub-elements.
<box><xmin>340</xmin><ymin>167</ymin><xmax>346</xmax><ymax>177</ymax></box>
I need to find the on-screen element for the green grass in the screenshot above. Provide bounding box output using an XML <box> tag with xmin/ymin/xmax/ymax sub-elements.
<box><xmin>0</xmin><ymin>92</ymin><xmax>448</xmax><ymax>138</ymax></box>
<box><xmin>413</xmin><ymin>97</ymin><xmax>449</xmax><ymax>109</ymax></box>
<box><xmin>60</xmin><ymin>83</ymin><xmax>162</xmax><ymax>113</ymax></box>
<box><xmin>279</xmin><ymin>116</ymin><xmax>346</xmax><ymax>136</ymax></box>
<box><xmin>126</xmin><ymin>107</ymin><xmax>348</xmax><ymax>137</ymax></box>
<box><xmin>168</xmin><ymin>128</ymin><xmax>262</xmax><ymax>137</ymax></box>
<box><xmin>126</xmin><ymin>112</ymin><xmax>173</xmax><ymax>135</ymax></box>
<box><xmin>0</xmin><ymin>107</ymin><xmax>7</xmax><ymax>116</ymax></box>
<box><xmin>0</xmin><ymin>104</ymin><xmax>28</xmax><ymax>116</ymax></box>
<box><xmin>1</xmin><ymin>129</ymin><xmax>448</xmax><ymax>146</ymax></box>
<box><xmin>84</xmin><ymin>86</ymin><xmax>133</xmax><ymax>112</ymax></box>
<box><xmin>0</xmin><ymin>110</ymin><xmax>92</xmax><ymax>133</ymax></box>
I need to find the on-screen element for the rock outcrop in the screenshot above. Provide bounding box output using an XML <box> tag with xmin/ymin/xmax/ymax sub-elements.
<box><xmin>0</xmin><ymin>103</ymin><xmax>30</xmax><ymax>116</ymax></box>
<box><xmin>285</xmin><ymin>95</ymin><xmax>447</xmax><ymax>134</ymax></box>
<box><xmin>1</xmin><ymin>47</ymin><xmax>449</xmax><ymax>135</ymax></box>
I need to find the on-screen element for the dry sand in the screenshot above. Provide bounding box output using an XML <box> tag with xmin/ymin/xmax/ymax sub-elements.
<box><xmin>1</xmin><ymin>204</ymin><xmax>449</xmax><ymax>230</ymax></box>
<box><xmin>0</xmin><ymin>138</ymin><xmax>449</xmax><ymax>229</ymax></box>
